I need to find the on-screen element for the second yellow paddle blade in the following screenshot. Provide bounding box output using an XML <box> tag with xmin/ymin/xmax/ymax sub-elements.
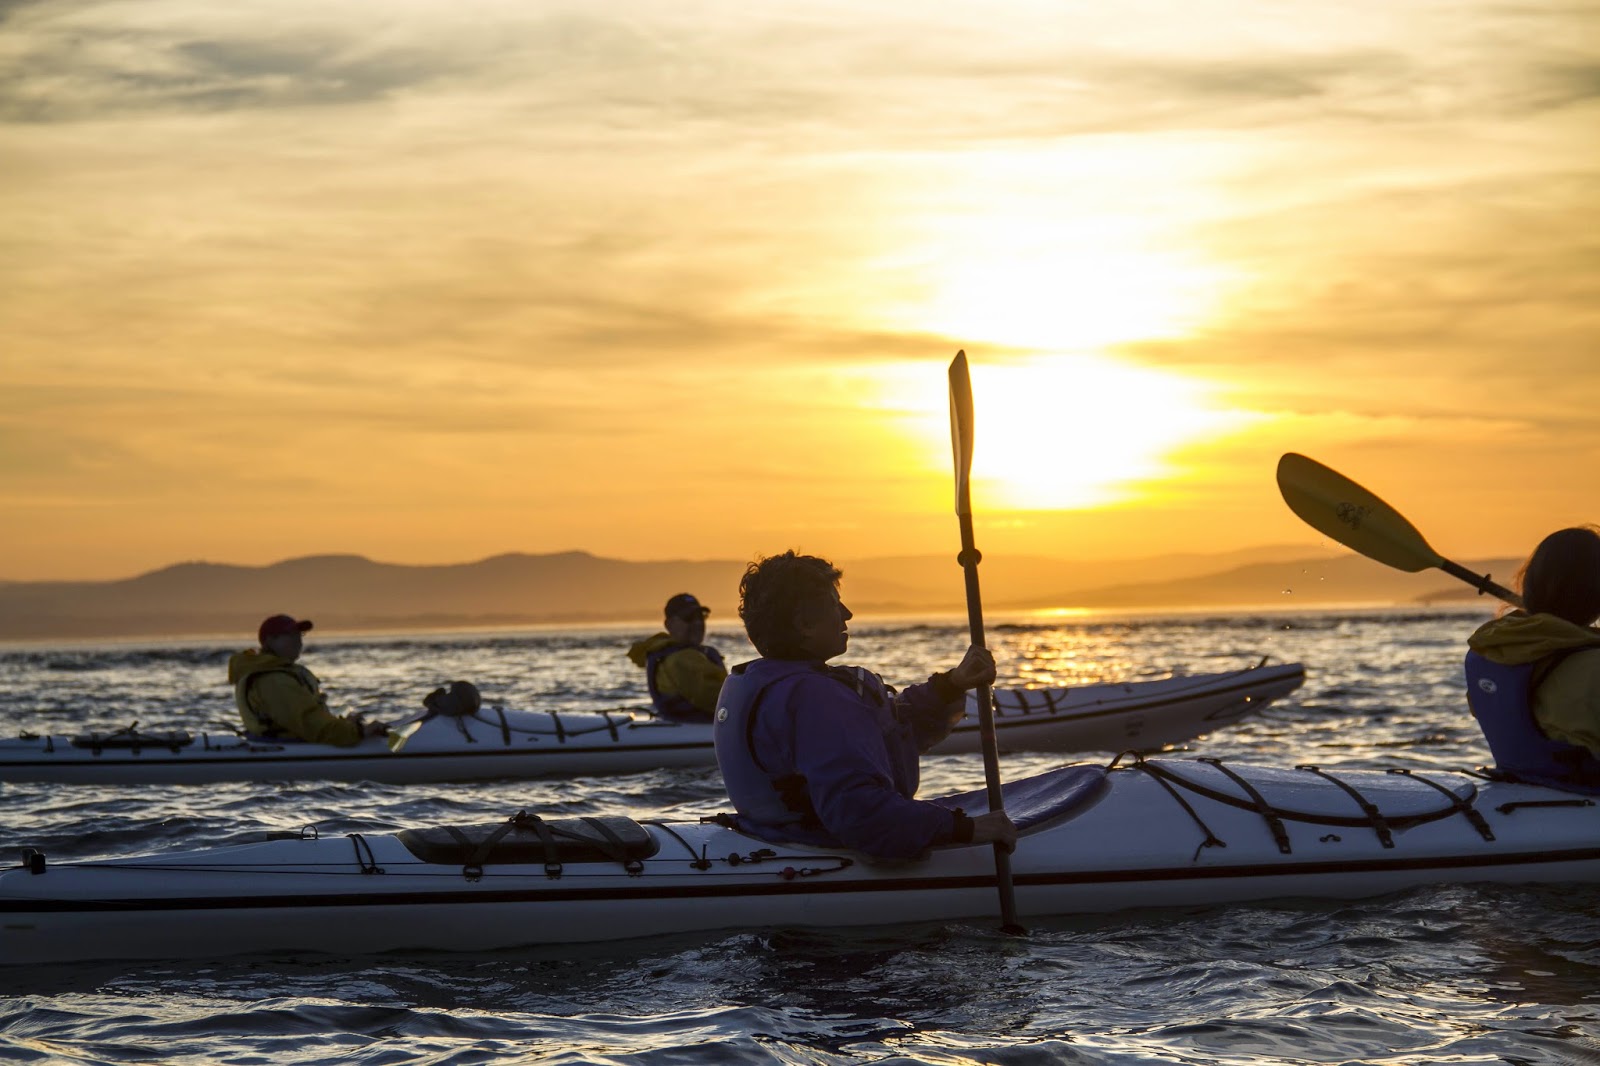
<box><xmin>1276</xmin><ymin>453</ymin><xmax>1444</xmax><ymax>573</ymax></box>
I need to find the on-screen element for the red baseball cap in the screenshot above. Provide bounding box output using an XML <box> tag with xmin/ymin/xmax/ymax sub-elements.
<box><xmin>258</xmin><ymin>614</ymin><xmax>313</xmax><ymax>643</ymax></box>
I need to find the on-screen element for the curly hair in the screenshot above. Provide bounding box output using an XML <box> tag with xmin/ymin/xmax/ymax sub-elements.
<box><xmin>738</xmin><ymin>550</ymin><xmax>843</xmax><ymax>659</ymax></box>
<box><xmin>1519</xmin><ymin>525</ymin><xmax>1600</xmax><ymax>626</ymax></box>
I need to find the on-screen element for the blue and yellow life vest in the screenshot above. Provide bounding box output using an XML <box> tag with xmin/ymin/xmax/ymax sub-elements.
<box><xmin>644</xmin><ymin>643</ymin><xmax>725</xmax><ymax>722</ymax></box>
<box><xmin>1464</xmin><ymin>649</ymin><xmax>1600</xmax><ymax>794</ymax></box>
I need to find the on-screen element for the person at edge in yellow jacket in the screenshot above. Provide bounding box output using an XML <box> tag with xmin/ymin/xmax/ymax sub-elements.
<box><xmin>1467</xmin><ymin>526</ymin><xmax>1600</xmax><ymax>756</ymax></box>
<box><xmin>226</xmin><ymin>614</ymin><xmax>388</xmax><ymax>745</ymax></box>
<box><xmin>626</xmin><ymin>593</ymin><xmax>729</xmax><ymax>723</ymax></box>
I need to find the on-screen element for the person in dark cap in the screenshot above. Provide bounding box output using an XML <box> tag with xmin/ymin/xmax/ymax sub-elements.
<box><xmin>627</xmin><ymin>593</ymin><xmax>729</xmax><ymax>723</ymax></box>
<box><xmin>226</xmin><ymin>614</ymin><xmax>387</xmax><ymax>745</ymax></box>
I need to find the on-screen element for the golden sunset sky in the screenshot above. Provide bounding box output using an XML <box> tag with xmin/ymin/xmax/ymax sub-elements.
<box><xmin>2</xmin><ymin>0</ymin><xmax>1596</xmax><ymax>581</ymax></box>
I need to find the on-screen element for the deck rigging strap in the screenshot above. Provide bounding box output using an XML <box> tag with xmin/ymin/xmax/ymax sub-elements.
<box><xmin>1495</xmin><ymin>798</ymin><xmax>1596</xmax><ymax>815</ymax></box>
<box><xmin>1136</xmin><ymin>759</ymin><xmax>1485</xmax><ymax>840</ymax></box>
<box><xmin>576</xmin><ymin>816</ymin><xmax>645</xmax><ymax>875</ymax></box>
<box><xmin>348</xmin><ymin>833</ymin><xmax>384</xmax><ymax>875</ymax></box>
<box><xmin>645</xmin><ymin>820</ymin><xmax>713</xmax><ymax>869</ymax></box>
<box><xmin>1384</xmin><ymin>768</ymin><xmax>1495</xmax><ymax>842</ymax></box>
<box><xmin>513</xmin><ymin>812</ymin><xmax>564</xmax><ymax>878</ymax></box>
<box><xmin>446</xmin><ymin>816</ymin><xmax>527</xmax><ymax>881</ymax></box>
<box><xmin>1198</xmin><ymin>757</ymin><xmax>1292</xmax><ymax>854</ymax></box>
<box><xmin>507</xmin><ymin>811</ymin><xmax>644</xmax><ymax>876</ymax></box>
<box><xmin>1117</xmin><ymin>754</ymin><xmax>1227</xmax><ymax>862</ymax></box>
<box><xmin>1296</xmin><ymin>764</ymin><xmax>1394</xmax><ymax>848</ymax></box>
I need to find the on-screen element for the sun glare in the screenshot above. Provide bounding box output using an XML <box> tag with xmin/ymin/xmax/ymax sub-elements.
<box><xmin>924</xmin><ymin>232</ymin><xmax>1225</xmax><ymax>352</ymax></box>
<box><xmin>973</xmin><ymin>359</ymin><xmax>1253</xmax><ymax>509</ymax></box>
<box><xmin>870</xmin><ymin>356</ymin><xmax>1258</xmax><ymax>511</ymax></box>
<box><xmin>873</xmin><ymin>152</ymin><xmax>1239</xmax><ymax>353</ymax></box>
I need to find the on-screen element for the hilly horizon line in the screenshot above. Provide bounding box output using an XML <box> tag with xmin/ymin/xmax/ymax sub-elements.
<box><xmin>0</xmin><ymin>543</ymin><xmax>1518</xmax><ymax>642</ymax></box>
<box><xmin>3</xmin><ymin>542</ymin><xmax>1325</xmax><ymax>588</ymax></box>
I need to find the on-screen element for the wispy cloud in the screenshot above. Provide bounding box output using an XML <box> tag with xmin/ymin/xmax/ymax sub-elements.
<box><xmin>2</xmin><ymin>0</ymin><xmax>1597</xmax><ymax>577</ymax></box>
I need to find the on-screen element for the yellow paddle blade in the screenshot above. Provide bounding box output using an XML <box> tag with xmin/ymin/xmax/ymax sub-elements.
<box><xmin>948</xmin><ymin>350</ymin><xmax>975</xmax><ymax>518</ymax></box>
<box><xmin>1275</xmin><ymin>453</ymin><xmax>1445</xmax><ymax>573</ymax></box>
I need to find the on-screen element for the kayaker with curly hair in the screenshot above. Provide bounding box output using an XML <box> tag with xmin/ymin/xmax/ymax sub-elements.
<box><xmin>1467</xmin><ymin>525</ymin><xmax>1600</xmax><ymax>791</ymax></box>
<box><xmin>713</xmin><ymin>550</ymin><xmax>1017</xmax><ymax>859</ymax></box>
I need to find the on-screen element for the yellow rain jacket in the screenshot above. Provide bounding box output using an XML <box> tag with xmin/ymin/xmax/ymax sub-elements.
<box><xmin>627</xmin><ymin>632</ymin><xmax>728</xmax><ymax>720</ymax></box>
<box><xmin>1467</xmin><ymin>611</ymin><xmax>1600</xmax><ymax>756</ymax></box>
<box><xmin>226</xmin><ymin>648</ymin><xmax>365</xmax><ymax>746</ymax></box>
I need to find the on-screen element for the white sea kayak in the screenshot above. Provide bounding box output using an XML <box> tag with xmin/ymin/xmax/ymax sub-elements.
<box><xmin>3</xmin><ymin>754</ymin><xmax>1596</xmax><ymax>966</ymax></box>
<box><xmin>0</xmin><ymin>662</ymin><xmax>1305</xmax><ymax>785</ymax></box>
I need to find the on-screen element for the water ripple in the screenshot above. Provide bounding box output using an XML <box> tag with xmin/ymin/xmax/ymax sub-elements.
<box><xmin>4</xmin><ymin>610</ymin><xmax>1597</xmax><ymax>1065</ymax></box>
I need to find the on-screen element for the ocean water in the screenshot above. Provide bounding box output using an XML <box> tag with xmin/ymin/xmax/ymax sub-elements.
<box><xmin>2</xmin><ymin>608</ymin><xmax>1597</xmax><ymax>1065</ymax></box>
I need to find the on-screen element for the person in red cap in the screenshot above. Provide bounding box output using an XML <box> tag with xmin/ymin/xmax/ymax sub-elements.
<box><xmin>626</xmin><ymin>593</ymin><xmax>729</xmax><ymax>722</ymax></box>
<box><xmin>225</xmin><ymin>614</ymin><xmax>387</xmax><ymax>745</ymax></box>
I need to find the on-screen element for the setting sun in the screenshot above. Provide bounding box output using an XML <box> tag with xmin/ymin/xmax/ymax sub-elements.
<box><xmin>968</xmin><ymin>358</ymin><xmax>1259</xmax><ymax>509</ymax></box>
<box><xmin>875</xmin><ymin>356</ymin><xmax>1261</xmax><ymax>511</ymax></box>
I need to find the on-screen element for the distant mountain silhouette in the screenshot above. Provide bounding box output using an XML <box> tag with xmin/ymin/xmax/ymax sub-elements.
<box><xmin>0</xmin><ymin>552</ymin><xmax>738</xmax><ymax>640</ymax></box>
<box><xmin>1020</xmin><ymin>554</ymin><xmax>1521</xmax><ymax>611</ymax></box>
<box><xmin>0</xmin><ymin>546</ymin><xmax>1516</xmax><ymax>640</ymax></box>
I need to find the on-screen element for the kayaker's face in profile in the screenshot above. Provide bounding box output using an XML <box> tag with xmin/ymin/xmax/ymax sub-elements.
<box><xmin>264</xmin><ymin>631</ymin><xmax>305</xmax><ymax>663</ymax></box>
<box><xmin>793</xmin><ymin>586</ymin><xmax>852</xmax><ymax>661</ymax></box>
<box><xmin>665</xmin><ymin>610</ymin><xmax>707</xmax><ymax>646</ymax></box>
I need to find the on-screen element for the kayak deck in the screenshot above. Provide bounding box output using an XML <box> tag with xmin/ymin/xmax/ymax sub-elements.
<box><xmin>3</xmin><ymin>757</ymin><xmax>1596</xmax><ymax>965</ymax></box>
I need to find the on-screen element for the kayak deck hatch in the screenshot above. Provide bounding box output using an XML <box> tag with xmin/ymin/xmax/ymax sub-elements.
<box><xmin>70</xmin><ymin>728</ymin><xmax>194</xmax><ymax>753</ymax></box>
<box><xmin>397</xmin><ymin>813</ymin><xmax>660</xmax><ymax>873</ymax></box>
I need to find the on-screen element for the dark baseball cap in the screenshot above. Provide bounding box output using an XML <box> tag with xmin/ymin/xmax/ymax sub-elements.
<box><xmin>664</xmin><ymin>593</ymin><xmax>710</xmax><ymax>619</ymax></box>
<box><xmin>258</xmin><ymin>614</ymin><xmax>313</xmax><ymax>643</ymax></box>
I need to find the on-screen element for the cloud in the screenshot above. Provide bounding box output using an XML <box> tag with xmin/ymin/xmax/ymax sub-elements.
<box><xmin>2</xmin><ymin>0</ymin><xmax>1598</xmax><ymax>578</ymax></box>
<box><xmin>0</xmin><ymin>0</ymin><xmax>1585</xmax><ymax>134</ymax></box>
<box><xmin>0</xmin><ymin>17</ymin><xmax>453</xmax><ymax>122</ymax></box>
<box><xmin>1529</xmin><ymin>60</ymin><xmax>1600</xmax><ymax>110</ymax></box>
<box><xmin>0</xmin><ymin>0</ymin><xmax>43</xmax><ymax>23</ymax></box>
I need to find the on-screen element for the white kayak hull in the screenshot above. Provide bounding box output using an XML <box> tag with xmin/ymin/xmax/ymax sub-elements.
<box><xmin>0</xmin><ymin>663</ymin><xmax>1305</xmax><ymax>785</ymax></box>
<box><xmin>3</xmin><ymin>756</ymin><xmax>1597</xmax><ymax>965</ymax></box>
